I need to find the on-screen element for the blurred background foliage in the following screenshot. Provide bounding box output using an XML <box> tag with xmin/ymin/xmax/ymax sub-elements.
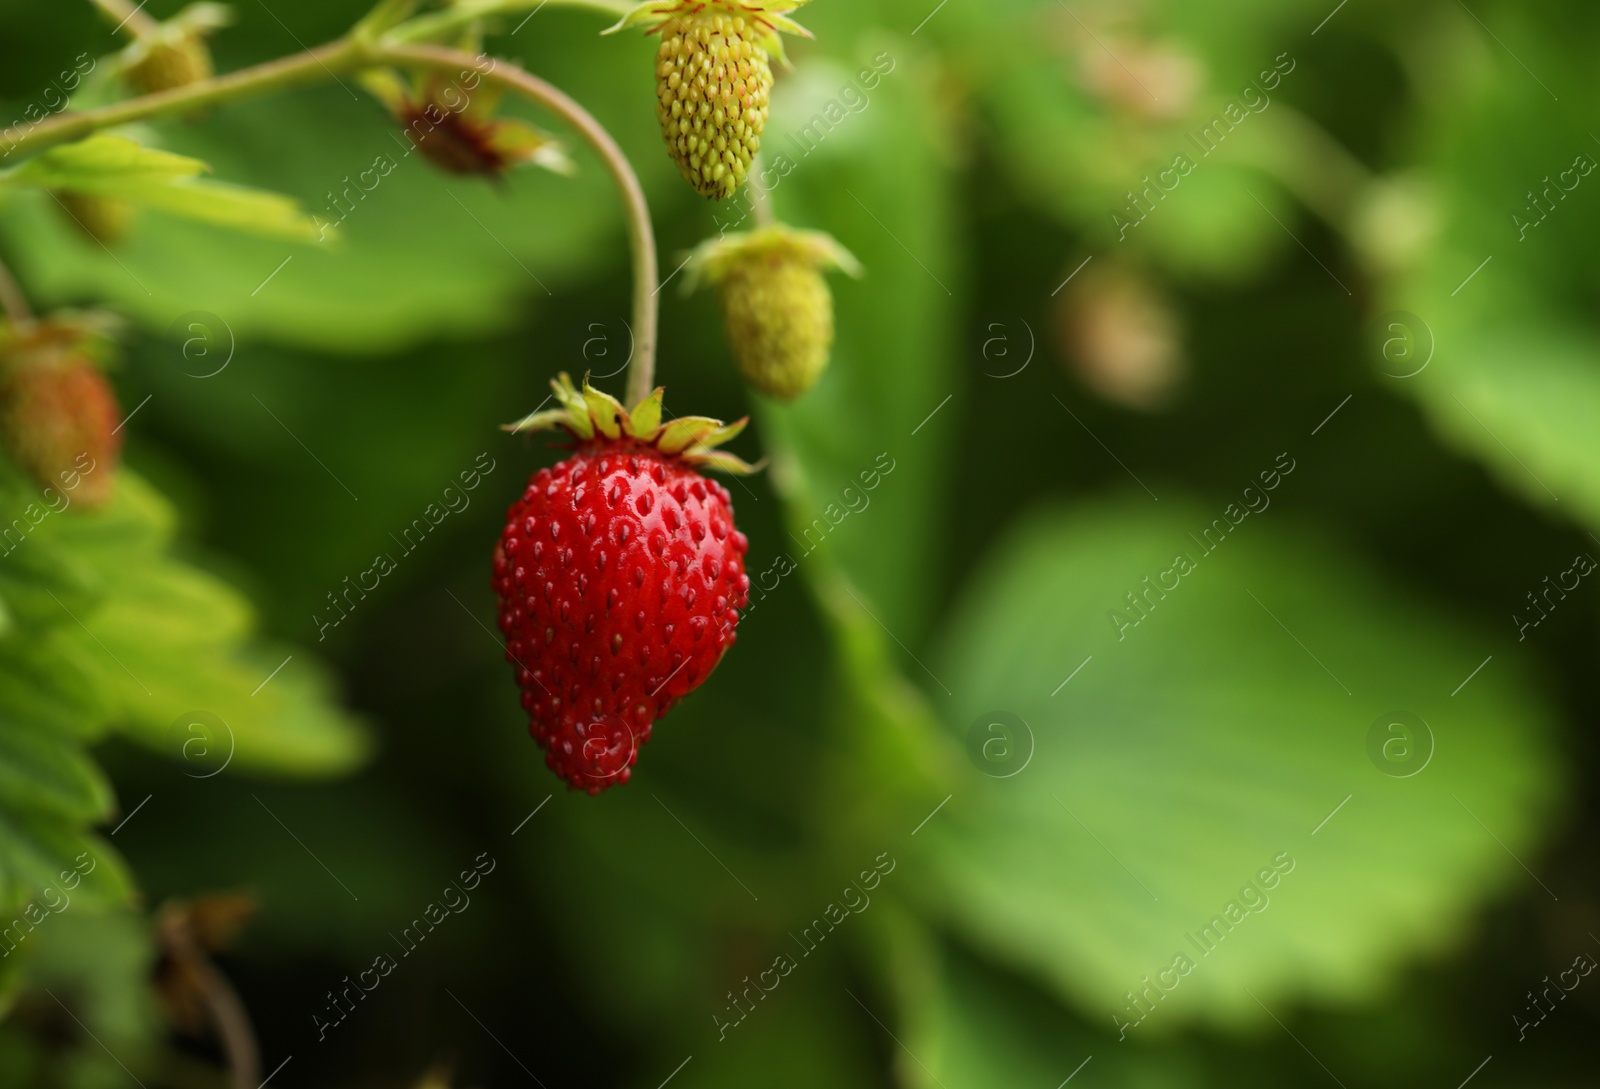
<box><xmin>0</xmin><ymin>0</ymin><xmax>1597</xmax><ymax>1086</ymax></box>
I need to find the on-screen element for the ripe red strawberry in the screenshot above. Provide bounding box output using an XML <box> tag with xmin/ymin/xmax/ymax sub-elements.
<box><xmin>493</xmin><ymin>376</ymin><xmax>755</xmax><ymax>794</ymax></box>
<box><xmin>0</xmin><ymin>317</ymin><xmax>122</xmax><ymax>509</ymax></box>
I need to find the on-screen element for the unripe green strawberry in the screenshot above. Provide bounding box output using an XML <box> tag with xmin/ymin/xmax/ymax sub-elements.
<box><xmin>116</xmin><ymin>4</ymin><xmax>231</xmax><ymax>97</ymax></box>
<box><xmin>125</xmin><ymin>36</ymin><xmax>214</xmax><ymax>95</ymax></box>
<box><xmin>687</xmin><ymin>225</ymin><xmax>861</xmax><ymax>399</ymax></box>
<box><xmin>0</xmin><ymin>318</ymin><xmax>122</xmax><ymax>509</ymax></box>
<box><xmin>53</xmin><ymin>191</ymin><xmax>135</xmax><ymax>246</ymax></box>
<box><xmin>607</xmin><ymin>0</ymin><xmax>814</xmax><ymax>201</ymax></box>
<box><xmin>656</xmin><ymin>14</ymin><xmax>769</xmax><ymax>199</ymax></box>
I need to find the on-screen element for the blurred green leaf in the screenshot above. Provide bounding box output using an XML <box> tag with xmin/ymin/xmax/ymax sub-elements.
<box><xmin>0</xmin><ymin>80</ymin><xmax>621</xmax><ymax>354</ymax></box>
<box><xmin>1381</xmin><ymin>5</ymin><xmax>1600</xmax><ymax>538</ymax></box>
<box><xmin>0</xmin><ymin>725</ymin><xmax>111</xmax><ymax>824</ymax></box>
<box><xmin>49</xmin><ymin>477</ymin><xmax>368</xmax><ymax>776</ymax></box>
<box><xmin>897</xmin><ymin>938</ymin><xmax>1200</xmax><ymax>1089</ymax></box>
<box><xmin>0</xmin><ymin>134</ymin><xmax>326</xmax><ymax>241</ymax></box>
<box><xmin>0</xmin><ymin>135</ymin><xmax>205</xmax><ymax>189</ymax></box>
<box><xmin>761</xmin><ymin>36</ymin><xmax>961</xmax><ymax>639</ymax></box>
<box><xmin>911</xmin><ymin>499</ymin><xmax>1565</xmax><ymax>1030</ymax></box>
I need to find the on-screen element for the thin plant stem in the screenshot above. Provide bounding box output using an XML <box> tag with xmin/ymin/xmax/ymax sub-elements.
<box><xmin>749</xmin><ymin>153</ymin><xmax>776</xmax><ymax>228</ymax></box>
<box><xmin>390</xmin><ymin>0</ymin><xmax>633</xmax><ymax>44</ymax></box>
<box><xmin>0</xmin><ymin>252</ymin><xmax>35</xmax><ymax>328</ymax></box>
<box><xmin>375</xmin><ymin>42</ymin><xmax>660</xmax><ymax>406</ymax></box>
<box><xmin>0</xmin><ymin>21</ymin><xmax>662</xmax><ymax>403</ymax></box>
<box><xmin>0</xmin><ymin>38</ymin><xmax>367</xmax><ymax>159</ymax></box>
<box><xmin>88</xmin><ymin>0</ymin><xmax>161</xmax><ymax>38</ymax></box>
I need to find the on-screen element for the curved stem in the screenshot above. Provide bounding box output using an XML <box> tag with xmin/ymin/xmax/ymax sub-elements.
<box><xmin>0</xmin><ymin>252</ymin><xmax>35</xmax><ymax>328</ymax></box>
<box><xmin>0</xmin><ymin>38</ymin><xmax>366</xmax><ymax>159</ymax></box>
<box><xmin>390</xmin><ymin>0</ymin><xmax>633</xmax><ymax>44</ymax></box>
<box><xmin>0</xmin><ymin>25</ymin><xmax>661</xmax><ymax>403</ymax></box>
<box><xmin>376</xmin><ymin>43</ymin><xmax>659</xmax><ymax>406</ymax></box>
<box><xmin>158</xmin><ymin>905</ymin><xmax>260</xmax><ymax>1089</ymax></box>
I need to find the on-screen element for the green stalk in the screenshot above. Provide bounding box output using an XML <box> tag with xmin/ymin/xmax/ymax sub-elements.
<box><xmin>0</xmin><ymin>38</ymin><xmax>369</xmax><ymax>159</ymax></box>
<box><xmin>375</xmin><ymin>42</ymin><xmax>660</xmax><ymax>405</ymax></box>
<box><xmin>0</xmin><ymin>7</ymin><xmax>661</xmax><ymax>404</ymax></box>
<box><xmin>0</xmin><ymin>252</ymin><xmax>35</xmax><ymax>328</ymax></box>
<box><xmin>88</xmin><ymin>0</ymin><xmax>161</xmax><ymax>37</ymax></box>
<box><xmin>389</xmin><ymin>0</ymin><xmax>633</xmax><ymax>44</ymax></box>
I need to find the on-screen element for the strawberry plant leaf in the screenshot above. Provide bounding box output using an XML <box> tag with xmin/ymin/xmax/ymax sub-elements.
<box><xmin>1377</xmin><ymin>12</ymin><xmax>1600</xmax><ymax>538</ymax></box>
<box><xmin>0</xmin><ymin>811</ymin><xmax>131</xmax><ymax>919</ymax></box>
<box><xmin>0</xmin><ymin>725</ymin><xmax>111</xmax><ymax>824</ymax></box>
<box><xmin>909</xmin><ymin>500</ymin><xmax>1565</xmax><ymax>1030</ymax></box>
<box><xmin>0</xmin><ymin>135</ymin><xmax>326</xmax><ymax>242</ymax></box>
<box><xmin>0</xmin><ymin>76</ymin><xmax>625</xmax><ymax>353</ymax></box>
<box><xmin>759</xmin><ymin>40</ymin><xmax>960</xmax><ymax>639</ymax></box>
<box><xmin>895</xmin><ymin>936</ymin><xmax>1201</xmax><ymax>1089</ymax></box>
<box><xmin>0</xmin><ymin>452</ymin><xmax>365</xmax><ymax>935</ymax></box>
<box><xmin>0</xmin><ymin>135</ymin><xmax>205</xmax><ymax>189</ymax></box>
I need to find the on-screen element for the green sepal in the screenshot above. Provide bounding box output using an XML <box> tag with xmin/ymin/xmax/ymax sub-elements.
<box><xmin>655</xmin><ymin>416</ymin><xmax>722</xmax><ymax>454</ymax></box>
<box><xmin>629</xmin><ymin>387</ymin><xmax>665</xmax><ymax>435</ymax></box>
<box><xmin>685</xmin><ymin>223</ymin><xmax>863</xmax><ymax>294</ymax></box>
<box><xmin>356</xmin><ymin>68</ymin><xmax>409</xmax><ymax>113</ymax></box>
<box><xmin>584</xmin><ymin>383</ymin><xmax>629</xmax><ymax>439</ymax></box>
<box><xmin>352</xmin><ymin>0</ymin><xmax>420</xmax><ymax>40</ymax></box>
<box><xmin>691</xmin><ymin>449</ymin><xmax>764</xmax><ymax>475</ymax></box>
<box><xmin>117</xmin><ymin>2</ymin><xmax>233</xmax><ymax>70</ymax></box>
<box><xmin>500</xmin><ymin>374</ymin><xmax>758</xmax><ymax>474</ymax></box>
<box><xmin>603</xmin><ymin>0</ymin><xmax>814</xmax><ymax>58</ymax></box>
<box><xmin>502</xmin><ymin>408</ymin><xmax>571</xmax><ymax>435</ymax></box>
<box><xmin>550</xmin><ymin>373</ymin><xmax>594</xmax><ymax>439</ymax></box>
<box><xmin>484</xmin><ymin>119</ymin><xmax>575</xmax><ymax>176</ymax></box>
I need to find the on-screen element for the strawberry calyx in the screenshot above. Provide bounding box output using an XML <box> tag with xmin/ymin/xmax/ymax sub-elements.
<box><xmin>502</xmin><ymin>374</ymin><xmax>761</xmax><ymax>475</ymax></box>
<box><xmin>359</xmin><ymin>67</ymin><xmax>572</xmax><ymax>178</ymax></box>
<box><xmin>684</xmin><ymin>223</ymin><xmax>863</xmax><ymax>292</ymax></box>
<box><xmin>117</xmin><ymin>2</ymin><xmax>232</xmax><ymax>92</ymax></box>
<box><xmin>604</xmin><ymin>0</ymin><xmax>814</xmax><ymax>63</ymax></box>
<box><xmin>0</xmin><ymin>311</ymin><xmax>121</xmax><ymax>364</ymax></box>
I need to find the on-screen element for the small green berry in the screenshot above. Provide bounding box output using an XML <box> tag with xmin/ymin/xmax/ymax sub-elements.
<box><xmin>687</xmin><ymin>225</ymin><xmax>862</xmax><ymax>399</ymax></box>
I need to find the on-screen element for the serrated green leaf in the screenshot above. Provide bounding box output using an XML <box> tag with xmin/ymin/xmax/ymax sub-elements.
<box><xmin>0</xmin><ymin>135</ymin><xmax>205</xmax><ymax>190</ymax></box>
<box><xmin>81</xmin><ymin>558</ymin><xmax>254</xmax><ymax>652</ymax></box>
<box><xmin>0</xmin><ymin>638</ymin><xmax>113</xmax><ymax>740</ymax></box>
<box><xmin>899</xmin><ymin>939</ymin><xmax>1200</xmax><ymax>1089</ymax></box>
<box><xmin>910</xmin><ymin>500</ymin><xmax>1565</xmax><ymax>1030</ymax></box>
<box><xmin>0</xmin><ymin>814</ymin><xmax>131</xmax><ymax>920</ymax></box>
<box><xmin>0</xmin><ymin>725</ymin><xmax>112</xmax><ymax>823</ymax></box>
<box><xmin>1</xmin><ymin>134</ymin><xmax>326</xmax><ymax>242</ymax></box>
<box><xmin>113</xmin><ymin>176</ymin><xmax>329</xmax><ymax>242</ymax></box>
<box><xmin>75</xmin><ymin>626</ymin><xmax>368</xmax><ymax>777</ymax></box>
<box><xmin>0</xmin><ymin>534</ymin><xmax>96</xmax><ymax>633</ymax></box>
